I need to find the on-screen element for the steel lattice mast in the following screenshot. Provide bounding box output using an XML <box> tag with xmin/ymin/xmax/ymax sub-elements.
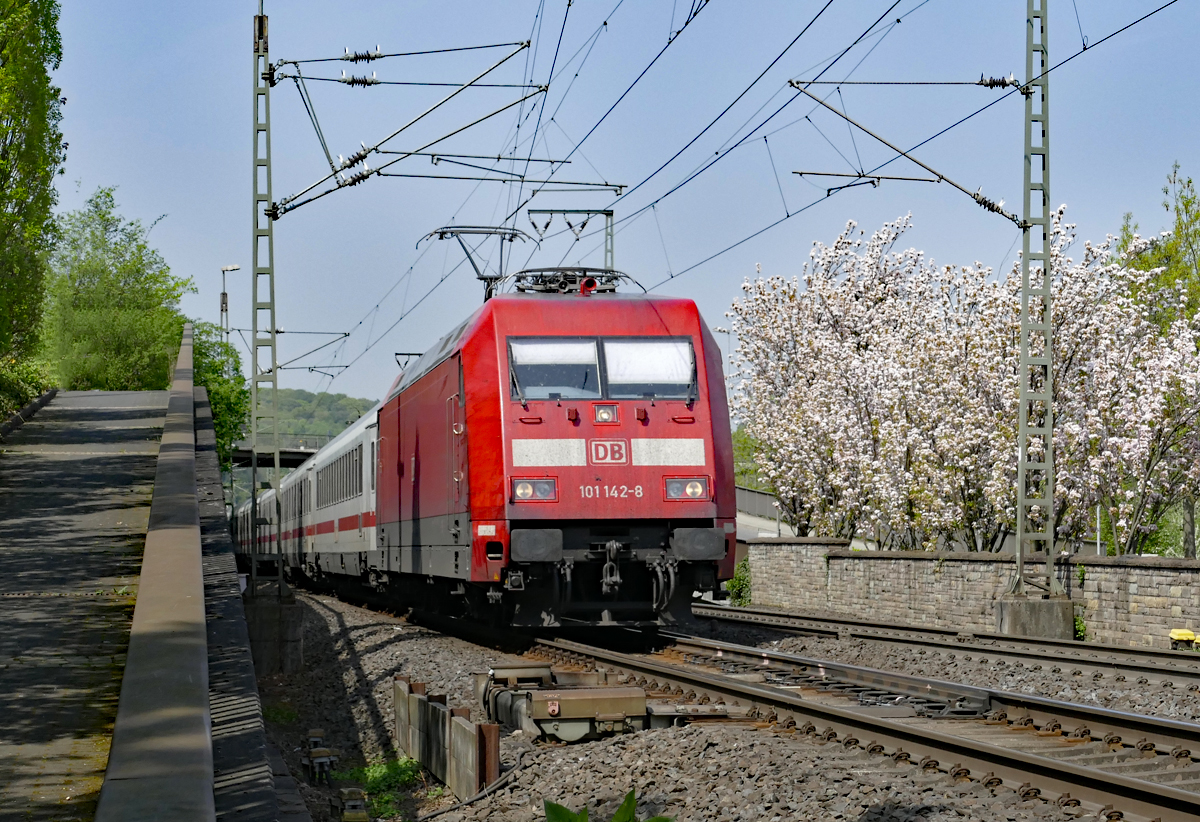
<box><xmin>1013</xmin><ymin>0</ymin><xmax>1063</xmax><ymax>596</ymax></box>
<box><xmin>251</xmin><ymin>4</ymin><xmax>283</xmax><ymax>585</ymax></box>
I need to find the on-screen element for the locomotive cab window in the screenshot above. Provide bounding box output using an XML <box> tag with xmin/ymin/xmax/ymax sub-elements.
<box><xmin>508</xmin><ymin>336</ymin><xmax>696</xmax><ymax>401</ymax></box>
<box><xmin>603</xmin><ymin>340</ymin><xmax>694</xmax><ymax>399</ymax></box>
<box><xmin>509</xmin><ymin>339</ymin><xmax>601</xmax><ymax>400</ymax></box>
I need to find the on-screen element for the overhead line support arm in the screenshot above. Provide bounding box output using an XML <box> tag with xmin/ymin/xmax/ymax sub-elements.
<box><xmin>789</xmin><ymin>81</ymin><xmax>1024</xmax><ymax>228</ymax></box>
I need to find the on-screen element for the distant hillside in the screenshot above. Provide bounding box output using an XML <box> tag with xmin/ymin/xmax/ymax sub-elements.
<box><xmin>248</xmin><ymin>388</ymin><xmax>378</xmax><ymax>446</ymax></box>
<box><xmin>228</xmin><ymin>388</ymin><xmax>378</xmax><ymax>507</ymax></box>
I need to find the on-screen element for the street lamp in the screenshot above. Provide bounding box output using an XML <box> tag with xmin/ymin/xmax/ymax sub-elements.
<box><xmin>219</xmin><ymin>265</ymin><xmax>241</xmax><ymax>346</ymax></box>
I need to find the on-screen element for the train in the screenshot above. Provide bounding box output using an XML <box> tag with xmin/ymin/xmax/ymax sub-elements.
<box><xmin>233</xmin><ymin>268</ymin><xmax>735</xmax><ymax>628</ymax></box>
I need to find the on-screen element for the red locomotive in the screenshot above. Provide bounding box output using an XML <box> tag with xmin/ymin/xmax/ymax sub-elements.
<box><xmin>235</xmin><ymin>269</ymin><xmax>735</xmax><ymax>627</ymax></box>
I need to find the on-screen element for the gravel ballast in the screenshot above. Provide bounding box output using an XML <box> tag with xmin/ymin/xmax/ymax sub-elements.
<box><xmin>703</xmin><ymin>620</ymin><xmax>1200</xmax><ymax>724</ymax></box>
<box><xmin>258</xmin><ymin>593</ymin><xmax>514</xmax><ymax>820</ymax></box>
<box><xmin>260</xmin><ymin>593</ymin><xmax>1133</xmax><ymax>821</ymax></box>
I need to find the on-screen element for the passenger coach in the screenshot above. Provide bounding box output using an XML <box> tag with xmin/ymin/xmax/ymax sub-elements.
<box><xmin>235</xmin><ymin>270</ymin><xmax>735</xmax><ymax>628</ymax></box>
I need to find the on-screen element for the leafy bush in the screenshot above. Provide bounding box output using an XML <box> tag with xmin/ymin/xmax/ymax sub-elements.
<box><xmin>42</xmin><ymin>187</ymin><xmax>192</xmax><ymax>391</ymax></box>
<box><xmin>192</xmin><ymin>321</ymin><xmax>249</xmax><ymax>471</ymax></box>
<box><xmin>332</xmin><ymin>758</ymin><xmax>422</xmax><ymax>817</ymax></box>
<box><xmin>545</xmin><ymin>789</ymin><xmax>673</xmax><ymax>822</ymax></box>
<box><xmin>1074</xmin><ymin>614</ymin><xmax>1087</xmax><ymax>642</ymax></box>
<box><xmin>0</xmin><ymin>356</ymin><xmax>52</xmax><ymax>419</ymax></box>
<box><xmin>726</xmin><ymin>558</ymin><xmax>751</xmax><ymax>607</ymax></box>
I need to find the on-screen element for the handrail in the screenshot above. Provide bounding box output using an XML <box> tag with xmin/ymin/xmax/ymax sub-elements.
<box><xmin>96</xmin><ymin>324</ymin><xmax>215</xmax><ymax>820</ymax></box>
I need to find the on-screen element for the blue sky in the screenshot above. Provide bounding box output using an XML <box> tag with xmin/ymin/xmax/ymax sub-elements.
<box><xmin>55</xmin><ymin>1</ymin><xmax>1198</xmax><ymax>401</ymax></box>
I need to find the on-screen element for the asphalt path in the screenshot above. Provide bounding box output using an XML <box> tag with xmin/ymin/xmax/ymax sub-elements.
<box><xmin>0</xmin><ymin>390</ymin><xmax>166</xmax><ymax>820</ymax></box>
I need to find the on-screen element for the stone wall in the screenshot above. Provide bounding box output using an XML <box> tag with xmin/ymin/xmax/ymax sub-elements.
<box><xmin>747</xmin><ymin>538</ymin><xmax>1200</xmax><ymax>649</ymax></box>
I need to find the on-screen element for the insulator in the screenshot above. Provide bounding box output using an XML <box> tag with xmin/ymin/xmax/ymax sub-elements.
<box><xmin>339</xmin><ymin>72</ymin><xmax>380</xmax><ymax>87</ymax></box>
<box><xmin>341</xmin><ymin>167</ymin><xmax>374</xmax><ymax>187</ymax></box>
<box><xmin>977</xmin><ymin>73</ymin><xmax>1017</xmax><ymax>89</ymax></box>
<box><xmin>341</xmin><ymin>46</ymin><xmax>383</xmax><ymax>63</ymax></box>
<box><xmin>339</xmin><ymin>146</ymin><xmax>370</xmax><ymax>171</ymax></box>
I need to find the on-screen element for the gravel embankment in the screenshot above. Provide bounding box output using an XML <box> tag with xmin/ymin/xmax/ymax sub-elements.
<box><xmin>260</xmin><ymin>594</ymin><xmax>1108</xmax><ymax>821</ymax></box>
<box><xmin>257</xmin><ymin>592</ymin><xmax>519</xmax><ymax>820</ymax></box>
<box><xmin>706</xmin><ymin>620</ymin><xmax>1200</xmax><ymax>723</ymax></box>
<box><xmin>456</xmin><ymin>723</ymin><xmax>1084</xmax><ymax>822</ymax></box>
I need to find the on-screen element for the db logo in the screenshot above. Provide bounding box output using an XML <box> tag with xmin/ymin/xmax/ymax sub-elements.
<box><xmin>589</xmin><ymin>439</ymin><xmax>628</xmax><ymax>464</ymax></box>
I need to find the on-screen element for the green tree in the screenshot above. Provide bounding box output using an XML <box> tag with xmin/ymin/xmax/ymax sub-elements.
<box><xmin>732</xmin><ymin>425</ymin><xmax>764</xmax><ymax>489</ymax></box>
<box><xmin>1119</xmin><ymin>164</ymin><xmax>1200</xmax><ymax>558</ymax></box>
<box><xmin>0</xmin><ymin>0</ymin><xmax>65</xmax><ymax>359</ymax></box>
<box><xmin>1119</xmin><ymin>163</ymin><xmax>1200</xmax><ymax>330</ymax></box>
<box><xmin>192</xmin><ymin>321</ymin><xmax>249</xmax><ymax>471</ymax></box>
<box><xmin>43</xmin><ymin>186</ymin><xmax>193</xmax><ymax>390</ymax></box>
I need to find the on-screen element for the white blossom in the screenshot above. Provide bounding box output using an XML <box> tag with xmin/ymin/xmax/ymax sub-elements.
<box><xmin>729</xmin><ymin>210</ymin><xmax>1200</xmax><ymax>554</ymax></box>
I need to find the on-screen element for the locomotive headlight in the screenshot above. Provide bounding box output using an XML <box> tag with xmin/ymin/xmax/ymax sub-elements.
<box><xmin>665</xmin><ymin>477</ymin><xmax>709</xmax><ymax>500</ymax></box>
<box><xmin>513</xmin><ymin>478</ymin><xmax>557</xmax><ymax>501</ymax></box>
<box><xmin>593</xmin><ymin>404</ymin><xmax>619</xmax><ymax>423</ymax></box>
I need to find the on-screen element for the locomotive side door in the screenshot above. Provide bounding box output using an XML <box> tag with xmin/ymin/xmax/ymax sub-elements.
<box><xmin>377</xmin><ymin>403</ymin><xmax>401</xmax><ymax>549</ymax></box>
<box><xmin>447</xmin><ymin>356</ymin><xmax>467</xmax><ymax>509</ymax></box>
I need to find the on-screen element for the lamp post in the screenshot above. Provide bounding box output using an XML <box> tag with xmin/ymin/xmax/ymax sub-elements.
<box><xmin>219</xmin><ymin>264</ymin><xmax>241</xmax><ymax>347</ymax></box>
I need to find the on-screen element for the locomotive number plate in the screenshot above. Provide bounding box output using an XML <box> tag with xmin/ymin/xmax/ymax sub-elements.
<box><xmin>580</xmin><ymin>484</ymin><xmax>644</xmax><ymax>499</ymax></box>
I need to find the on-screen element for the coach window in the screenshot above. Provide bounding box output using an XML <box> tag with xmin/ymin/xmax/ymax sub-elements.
<box><xmin>603</xmin><ymin>339</ymin><xmax>695</xmax><ymax>399</ymax></box>
<box><xmin>509</xmin><ymin>339</ymin><xmax>601</xmax><ymax>400</ymax></box>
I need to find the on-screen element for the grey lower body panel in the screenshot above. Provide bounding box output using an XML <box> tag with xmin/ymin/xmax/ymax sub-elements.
<box><xmin>670</xmin><ymin>527</ymin><xmax>725</xmax><ymax>560</ymax></box>
<box><xmin>510</xmin><ymin>529</ymin><xmax>563</xmax><ymax>562</ymax></box>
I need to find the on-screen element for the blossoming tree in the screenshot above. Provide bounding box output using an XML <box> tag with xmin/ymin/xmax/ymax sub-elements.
<box><xmin>730</xmin><ymin>210</ymin><xmax>1200</xmax><ymax>553</ymax></box>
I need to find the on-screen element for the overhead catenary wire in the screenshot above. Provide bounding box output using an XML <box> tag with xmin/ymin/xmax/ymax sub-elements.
<box><xmin>285</xmin><ymin>42</ymin><xmax>528</xmax><ymax>64</ymax></box>
<box><xmin>276</xmin><ymin>86</ymin><xmax>548</xmax><ymax>216</ymax></box>
<box><xmin>548</xmin><ymin>0</ymin><xmax>913</xmax><ymax>263</ymax></box>
<box><xmin>286</xmin><ymin>75</ymin><xmax>542</xmax><ymax>89</ymax></box>
<box><xmin>297</xmin><ymin>0</ymin><xmax>1182</xmax><ymax>390</ymax></box>
<box><xmin>274</xmin><ymin>42</ymin><xmax>533</xmax><ymax>215</ymax></box>
<box><xmin>788</xmin><ymin>78</ymin><xmax>1020</xmax><ymax>86</ymax></box>
<box><xmin>763</xmin><ymin>136</ymin><xmax>789</xmax><ymax>217</ymax></box>
<box><xmin>503</xmin><ymin>0</ymin><xmax>714</xmax><ymax>221</ymax></box>
<box><xmin>642</xmin><ymin>0</ymin><xmax>1185</xmax><ymax>292</ymax></box>
<box><xmin>513</xmin><ymin>0</ymin><xmax>574</xmax><ymax>232</ymax></box>
<box><xmin>290</xmin><ymin>1</ymin><xmax>915</xmax><ymax>383</ymax></box>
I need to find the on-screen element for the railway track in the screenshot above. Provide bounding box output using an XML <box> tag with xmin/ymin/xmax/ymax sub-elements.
<box><xmin>695</xmin><ymin>603</ymin><xmax>1200</xmax><ymax>689</ymax></box>
<box><xmin>528</xmin><ymin>634</ymin><xmax>1200</xmax><ymax>822</ymax></box>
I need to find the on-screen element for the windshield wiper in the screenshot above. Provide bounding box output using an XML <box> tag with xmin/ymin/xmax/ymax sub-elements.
<box><xmin>509</xmin><ymin>359</ymin><xmax>528</xmax><ymax>410</ymax></box>
<box><xmin>686</xmin><ymin>361</ymin><xmax>698</xmax><ymax>409</ymax></box>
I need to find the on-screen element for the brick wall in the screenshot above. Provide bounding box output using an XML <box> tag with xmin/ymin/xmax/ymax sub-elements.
<box><xmin>747</xmin><ymin>538</ymin><xmax>1200</xmax><ymax>649</ymax></box>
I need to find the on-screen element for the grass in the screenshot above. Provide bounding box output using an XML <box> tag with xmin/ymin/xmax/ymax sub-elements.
<box><xmin>332</xmin><ymin>758</ymin><xmax>423</xmax><ymax>817</ymax></box>
<box><xmin>261</xmin><ymin>702</ymin><xmax>299</xmax><ymax>726</ymax></box>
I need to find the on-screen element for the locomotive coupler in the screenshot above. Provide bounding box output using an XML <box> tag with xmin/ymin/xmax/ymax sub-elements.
<box><xmin>601</xmin><ymin>539</ymin><xmax>623</xmax><ymax>595</ymax></box>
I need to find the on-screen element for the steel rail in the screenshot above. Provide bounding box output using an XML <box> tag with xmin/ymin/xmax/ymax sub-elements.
<box><xmin>665</xmin><ymin>634</ymin><xmax>1200</xmax><ymax>755</ymax></box>
<box><xmin>695</xmin><ymin>603</ymin><xmax>1200</xmax><ymax>687</ymax></box>
<box><xmin>536</xmin><ymin>637</ymin><xmax>1200</xmax><ymax>822</ymax></box>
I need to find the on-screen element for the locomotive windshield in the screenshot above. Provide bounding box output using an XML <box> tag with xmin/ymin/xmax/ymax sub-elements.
<box><xmin>509</xmin><ymin>337</ymin><xmax>695</xmax><ymax>400</ymax></box>
<box><xmin>509</xmin><ymin>339</ymin><xmax>602</xmax><ymax>399</ymax></box>
<box><xmin>603</xmin><ymin>340</ymin><xmax>694</xmax><ymax>399</ymax></box>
